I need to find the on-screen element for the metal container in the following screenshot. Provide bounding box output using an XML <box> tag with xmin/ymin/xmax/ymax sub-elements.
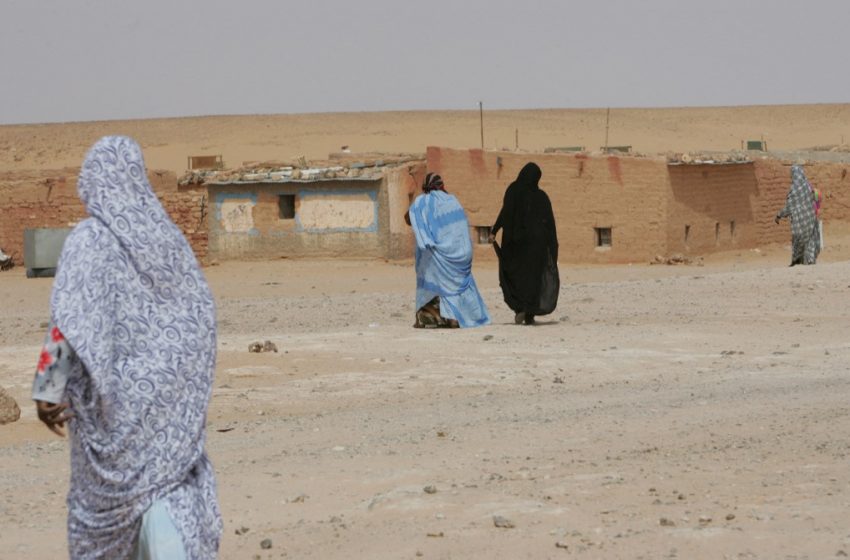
<box><xmin>24</xmin><ymin>228</ymin><xmax>73</xmax><ymax>278</ymax></box>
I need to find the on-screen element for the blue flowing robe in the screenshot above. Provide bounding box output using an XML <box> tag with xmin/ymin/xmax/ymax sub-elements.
<box><xmin>408</xmin><ymin>191</ymin><xmax>491</xmax><ymax>328</ymax></box>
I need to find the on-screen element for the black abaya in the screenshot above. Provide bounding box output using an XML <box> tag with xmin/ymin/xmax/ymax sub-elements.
<box><xmin>491</xmin><ymin>162</ymin><xmax>559</xmax><ymax>316</ymax></box>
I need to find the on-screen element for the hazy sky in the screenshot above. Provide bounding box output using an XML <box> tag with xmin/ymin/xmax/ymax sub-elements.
<box><xmin>1</xmin><ymin>0</ymin><xmax>848</xmax><ymax>124</ymax></box>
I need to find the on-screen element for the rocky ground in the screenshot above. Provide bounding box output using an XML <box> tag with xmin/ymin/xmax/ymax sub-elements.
<box><xmin>1</xmin><ymin>250</ymin><xmax>850</xmax><ymax>559</ymax></box>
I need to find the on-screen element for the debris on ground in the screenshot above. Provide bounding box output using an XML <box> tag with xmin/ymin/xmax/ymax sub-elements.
<box><xmin>651</xmin><ymin>254</ymin><xmax>703</xmax><ymax>266</ymax></box>
<box><xmin>0</xmin><ymin>249</ymin><xmax>13</xmax><ymax>272</ymax></box>
<box><xmin>493</xmin><ymin>515</ymin><xmax>516</xmax><ymax>529</ymax></box>
<box><xmin>248</xmin><ymin>340</ymin><xmax>278</xmax><ymax>353</ymax></box>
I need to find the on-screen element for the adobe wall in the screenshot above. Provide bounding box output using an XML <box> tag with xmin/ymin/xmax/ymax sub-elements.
<box><xmin>162</xmin><ymin>183</ymin><xmax>210</xmax><ymax>263</ymax></box>
<box><xmin>753</xmin><ymin>160</ymin><xmax>850</xmax><ymax>246</ymax></box>
<box><xmin>6</xmin><ymin>156</ymin><xmax>848</xmax><ymax>267</ymax></box>
<box><xmin>666</xmin><ymin>163</ymin><xmax>761</xmax><ymax>254</ymax></box>
<box><xmin>804</xmin><ymin>161</ymin><xmax>850</xmax><ymax>222</ymax></box>
<box><xmin>426</xmin><ymin>147</ymin><xmax>669</xmax><ymax>263</ymax></box>
<box><xmin>751</xmin><ymin>161</ymin><xmax>798</xmax><ymax>246</ymax></box>
<box><xmin>427</xmin><ymin>147</ymin><xmax>850</xmax><ymax>262</ymax></box>
<box><xmin>669</xmin><ymin>159</ymin><xmax>850</xmax><ymax>254</ymax></box>
<box><xmin>0</xmin><ymin>169</ymin><xmax>85</xmax><ymax>264</ymax></box>
<box><xmin>207</xmin><ymin>179</ymin><xmax>390</xmax><ymax>260</ymax></box>
<box><xmin>0</xmin><ymin>169</ymin><xmax>209</xmax><ymax>265</ymax></box>
<box><xmin>385</xmin><ymin>162</ymin><xmax>422</xmax><ymax>260</ymax></box>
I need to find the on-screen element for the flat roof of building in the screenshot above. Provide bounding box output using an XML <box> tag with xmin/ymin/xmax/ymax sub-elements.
<box><xmin>179</xmin><ymin>152</ymin><xmax>424</xmax><ymax>187</ymax></box>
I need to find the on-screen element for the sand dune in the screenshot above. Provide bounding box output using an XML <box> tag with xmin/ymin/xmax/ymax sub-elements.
<box><xmin>2</xmin><ymin>104</ymin><xmax>849</xmax><ymax>174</ymax></box>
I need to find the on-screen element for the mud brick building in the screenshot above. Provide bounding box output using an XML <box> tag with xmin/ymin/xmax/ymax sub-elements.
<box><xmin>186</xmin><ymin>154</ymin><xmax>425</xmax><ymax>261</ymax></box>
<box><xmin>2</xmin><ymin>148</ymin><xmax>850</xmax><ymax>266</ymax></box>
<box><xmin>427</xmin><ymin>147</ymin><xmax>850</xmax><ymax>263</ymax></box>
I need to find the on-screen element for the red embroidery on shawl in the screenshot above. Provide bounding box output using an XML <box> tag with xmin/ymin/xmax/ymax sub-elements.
<box><xmin>50</xmin><ymin>326</ymin><xmax>64</xmax><ymax>343</ymax></box>
<box><xmin>37</xmin><ymin>349</ymin><xmax>53</xmax><ymax>374</ymax></box>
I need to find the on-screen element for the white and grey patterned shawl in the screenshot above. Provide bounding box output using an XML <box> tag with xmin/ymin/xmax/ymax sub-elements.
<box><xmin>781</xmin><ymin>165</ymin><xmax>817</xmax><ymax>239</ymax></box>
<box><xmin>51</xmin><ymin>136</ymin><xmax>221</xmax><ymax>559</ymax></box>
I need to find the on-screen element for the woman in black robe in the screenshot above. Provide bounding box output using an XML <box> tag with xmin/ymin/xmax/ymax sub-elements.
<box><xmin>489</xmin><ymin>162</ymin><xmax>559</xmax><ymax>325</ymax></box>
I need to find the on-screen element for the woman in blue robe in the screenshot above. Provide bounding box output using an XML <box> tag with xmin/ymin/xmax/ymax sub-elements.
<box><xmin>406</xmin><ymin>173</ymin><xmax>491</xmax><ymax>328</ymax></box>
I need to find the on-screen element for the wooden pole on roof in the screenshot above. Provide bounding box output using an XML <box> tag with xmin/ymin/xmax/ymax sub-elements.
<box><xmin>479</xmin><ymin>101</ymin><xmax>484</xmax><ymax>149</ymax></box>
<box><xmin>604</xmin><ymin>107</ymin><xmax>610</xmax><ymax>152</ymax></box>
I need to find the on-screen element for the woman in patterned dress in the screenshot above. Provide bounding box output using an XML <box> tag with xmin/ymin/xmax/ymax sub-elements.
<box><xmin>775</xmin><ymin>164</ymin><xmax>820</xmax><ymax>265</ymax></box>
<box><xmin>32</xmin><ymin>136</ymin><xmax>221</xmax><ymax>559</ymax></box>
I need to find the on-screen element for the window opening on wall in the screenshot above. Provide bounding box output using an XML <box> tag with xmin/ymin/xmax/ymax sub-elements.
<box><xmin>278</xmin><ymin>194</ymin><xmax>296</xmax><ymax>219</ymax></box>
<box><xmin>476</xmin><ymin>226</ymin><xmax>492</xmax><ymax>244</ymax></box>
<box><xmin>715</xmin><ymin>222</ymin><xmax>720</xmax><ymax>244</ymax></box>
<box><xmin>730</xmin><ymin>220</ymin><xmax>736</xmax><ymax>239</ymax></box>
<box><xmin>595</xmin><ymin>227</ymin><xmax>612</xmax><ymax>247</ymax></box>
<box><xmin>684</xmin><ymin>224</ymin><xmax>691</xmax><ymax>243</ymax></box>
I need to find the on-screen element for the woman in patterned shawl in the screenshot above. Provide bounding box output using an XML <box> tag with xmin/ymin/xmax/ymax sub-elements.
<box><xmin>405</xmin><ymin>173</ymin><xmax>491</xmax><ymax>328</ymax></box>
<box><xmin>775</xmin><ymin>164</ymin><xmax>820</xmax><ymax>265</ymax></box>
<box><xmin>31</xmin><ymin>136</ymin><xmax>221</xmax><ymax>559</ymax></box>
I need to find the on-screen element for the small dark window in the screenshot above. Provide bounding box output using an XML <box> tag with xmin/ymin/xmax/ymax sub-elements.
<box><xmin>684</xmin><ymin>224</ymin><xmax>691</xmax><ymax>243</ymax></box>
<box><xmin>595</xmin><ymin>227</ymin><xmax>612</xmax><ymax>247</ymax></box>
<box><xmin>730</xmin><ymin>220</ymin><xmax>736</xmax><ymax>239</ymax></box>
<box><xmin>715</xmin><ymin>222</ymin><xmax>720</xmax><ymax>244</ymax></box>
<box><xmin>278</xmin><ymin>194</ymin><xmax>295</xmax><ymax>219</ymax></box>
<box><xmin>476</xmin><ymin>226</ymin><xmax>491</xmax><ymax>244</ymax></box>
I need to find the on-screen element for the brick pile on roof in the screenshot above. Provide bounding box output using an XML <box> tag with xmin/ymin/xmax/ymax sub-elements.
<box><xmin>178</xmin><ymin>152</ymin><xmax>423</xmax><ymax>186</ymax></box>
<box><xmin>666</xmin><ymin>151</ymin><xmax>752</xmax><ymax>165</ymax></box>
<box><xmin>803</xmin><ymin>144</ymin><xmax>850</xmax><ymax>153</ymax></box>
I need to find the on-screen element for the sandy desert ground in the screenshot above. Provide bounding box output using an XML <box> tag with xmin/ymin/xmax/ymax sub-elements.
<box><xmin>2</xmin><ymin>104</ymin><xmax>850</xmax><ymax>174</ymax></box>
<box><xmin>2</xmin><ymin>240</ymin><xmax>850</xmax><ymax>559</ymax></box>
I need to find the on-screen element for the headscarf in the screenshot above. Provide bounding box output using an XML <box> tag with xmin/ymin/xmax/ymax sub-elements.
<box><xmin>499</xmin><ymin>162</ymin><xmax>544</xmax><ymax>242</ymax></box>
<box><xmin>422</xmin><ymin>172</ymin><xmax>446</xmax><ymax>193</ymax></box>
<box><xmin>515</xmin><ymin>162</ymin><xmax>542</xmax><ymax>190</ymax></box>
<box><xmin>51</xmin><ymin>136</ymin><xmax>221</xmax><ymax>558</ymax></box>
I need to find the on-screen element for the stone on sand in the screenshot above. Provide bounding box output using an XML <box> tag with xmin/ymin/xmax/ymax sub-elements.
<box><xmin>0</xmin><ymin>387</ymin><xmax>20</xmax><ymax>424</ymax></box>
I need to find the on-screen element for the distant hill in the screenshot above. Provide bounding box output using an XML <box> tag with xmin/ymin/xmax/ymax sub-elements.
<box><xmin>1</xmin><ymin>104</ymin><xmax>848</xmax><ymax>174</ymax></box>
